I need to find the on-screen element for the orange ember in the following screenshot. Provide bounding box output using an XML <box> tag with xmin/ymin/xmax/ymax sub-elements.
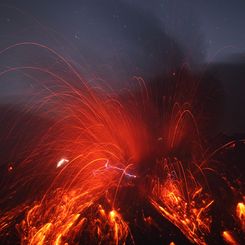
<box><xmin>236</xmin><ymin>201</ymin><xmax>245</xmax><ymax>231</ymax></box>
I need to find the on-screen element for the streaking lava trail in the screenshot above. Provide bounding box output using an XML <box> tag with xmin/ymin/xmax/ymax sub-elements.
<box><xmin>0</xmin><ymin>42</ymin><xmax>244</xmax><ymax>245</ymax></box>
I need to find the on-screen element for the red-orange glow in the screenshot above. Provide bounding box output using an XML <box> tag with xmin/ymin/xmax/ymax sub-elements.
<box><xmin>222</xmin><ymin>231</ymin><xmax>238</xmax><ymax>245</ymax></box>
<box><xmin>0</xmin><ymin>41</ymin><xmax>244</xmax><ymax>244</ymax></box>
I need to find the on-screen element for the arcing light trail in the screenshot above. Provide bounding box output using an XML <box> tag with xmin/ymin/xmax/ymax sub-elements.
<box><xmin>0</xmin><ymin>42</ymin><xmax>244</xmax><ymax>245</ymax></box>
<box><xmin>93</xmin><ymin>159</ymin><xmax>137</xmax><ymax>178</ymax></box>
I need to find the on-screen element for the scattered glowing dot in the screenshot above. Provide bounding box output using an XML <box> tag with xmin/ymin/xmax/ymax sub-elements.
<box><xmin>8</xmin><ymin>164</ymin><xmax>13</xmax><ymax>172</ymax></box>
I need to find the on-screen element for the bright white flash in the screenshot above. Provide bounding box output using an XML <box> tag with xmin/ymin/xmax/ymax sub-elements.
<box><xmin>57</xmin><ymin>158</ymin><xmax>69</xmax><ymax>168</ymax></box>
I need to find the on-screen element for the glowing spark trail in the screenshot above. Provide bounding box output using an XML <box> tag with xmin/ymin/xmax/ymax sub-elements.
<box><xmin>222</xmin><ymin>231</ymin><xmax>238</xmax><ymax>245</ymax></box>
<box><xmin>0</xmin><ymin>41</ymin><xmax>244</xmax><ymax>245</ymax></box>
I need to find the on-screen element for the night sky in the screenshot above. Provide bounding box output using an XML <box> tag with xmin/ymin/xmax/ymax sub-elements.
<box><xmin>0</xmin><ymin>0</ymin><xmax>245</xmax><ymax>134</ymax></box>
<box><xmin>197</xmin><ymin>0</ymin><xmax>245</xmax><ymax>61</ymax></box>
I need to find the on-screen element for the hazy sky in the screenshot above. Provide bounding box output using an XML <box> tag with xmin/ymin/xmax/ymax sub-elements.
<box><xmin>1</xmin><ymin>0</ymin><xmax>244</xmax><ymax>63</ymax></box>
<box><xmin>125</xmin><ymin>0</ymin><xmax>245</xmax><ymax>61</ymax></box>
<box><xmin>197</xmin><ymin>0</ymin><xmax>245</xmax><ymax>61</ymax></box>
